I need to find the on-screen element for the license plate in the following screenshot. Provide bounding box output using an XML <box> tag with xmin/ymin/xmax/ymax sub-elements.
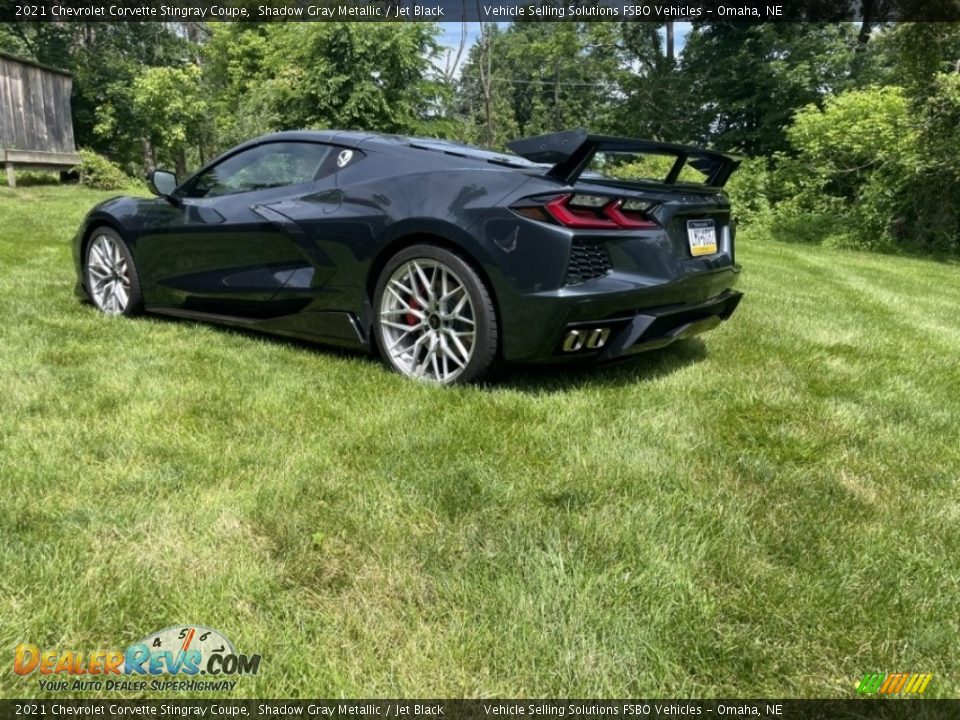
<box><xmin>687</xmin><ymin>219</ymin><xmax>717</xmax><ymax>257</ymax></box>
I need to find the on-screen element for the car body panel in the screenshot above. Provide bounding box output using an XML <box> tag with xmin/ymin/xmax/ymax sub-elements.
<box><xmin>73</xmin><ymin>129</ymin><xmax>743</xmax><ymax>365</ymax></box>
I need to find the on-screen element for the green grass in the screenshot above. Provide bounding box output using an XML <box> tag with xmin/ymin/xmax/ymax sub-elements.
<box><xmin>1</xmin><ymin>185</ymin><xmax>959</xmax><ymax>699</ymax></box>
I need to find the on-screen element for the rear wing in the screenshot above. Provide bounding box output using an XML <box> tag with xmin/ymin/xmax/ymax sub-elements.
<box><xmin>506</xmin><ymin>129</ymin><xmax>741</xmax><ymax>188</ymax></box>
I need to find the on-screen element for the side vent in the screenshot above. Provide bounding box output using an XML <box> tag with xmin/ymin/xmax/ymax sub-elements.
<box><xmin>566</xmin><ymin>240</ymin><xmax>612</xmax><ymax>285</ymax></box>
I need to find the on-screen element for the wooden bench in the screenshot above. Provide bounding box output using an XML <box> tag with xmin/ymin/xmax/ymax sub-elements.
<box><xmin>3</xmin><ymin>149</ymin><xmax>81</xmax><ymax>188</ymax></box>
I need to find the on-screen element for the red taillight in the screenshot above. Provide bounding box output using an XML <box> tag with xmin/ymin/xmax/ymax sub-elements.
<box><xmin>544</xmin><ymin>195</ymin><xmax>617</xmax><ymax>229</ymax></box>
<box><xmin>604</xmin><ymin>200</ymin><xmax>659</xmax><ymax>229</ymax></box>
<box><xmin>539</xmin><ymin>194</ymin><xmax>658</xmax><ymax>230</ymax></box>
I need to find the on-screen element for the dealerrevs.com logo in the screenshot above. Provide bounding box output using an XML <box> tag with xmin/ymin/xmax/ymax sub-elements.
<box><xmin>14</xmin><ymin>625</ymin><xmax>261</xmax><ymax>692</ymax></box>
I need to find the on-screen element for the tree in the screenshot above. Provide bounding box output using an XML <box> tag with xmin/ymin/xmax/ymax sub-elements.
<box><xmin>610</xmin><ymin>22</ymin><xmax>696</xmax><ymax>142</ymax></box>
<box><xmin>456</xmin><ymin>22</ymin><xmax>619</xmax><ymax>148</ymax></box>
<box><xmin>680</xmin><ymin>23</ymin><xmax>868</xmax><ymax>155</ymax></box>
<box><xmin>203</xmin><ymin>22</ymin><xmax>446</xmax><ymax>147</ymax></box>
<box><xmin>129</xmin><ymin>65</ymin><xmax>209</xmax><ymax>177</ymax></box>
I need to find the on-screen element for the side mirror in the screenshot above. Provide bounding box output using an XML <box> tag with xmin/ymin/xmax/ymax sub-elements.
<box><xmin>147</xmin><ymin>169</ymin><xmax>178</xmax><ymax>198</ymax></box>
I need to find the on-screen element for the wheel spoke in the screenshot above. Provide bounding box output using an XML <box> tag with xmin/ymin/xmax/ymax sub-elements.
<box><xmin>386</xmin><ymin>283</ymin><xmax>415</xmax><ymax>309</ymax></box>
<box><xmin>440</xmin><ymin>334</ymin><xmax>466</xmax><ymax>369</ymax></box>
<box><xmin>382</xmin><ymin>319</ymin><xmax>422</xmax><ymax>332</ymax></box>
<box><xmin>386</xmin><ymin>325</ymin><xmax>418</xmax><ymax>354</ymax></box>
<box><xmin>447</xmin><ymin>331</ymin><xmax>472</xmax><ymax>365</ymax></box>
<box><xmin>88</xmin><ymin>265</ymin><xmax>110</xmax><ymax>280</ymax></box>
<box><xmin>429</xmin><ymin>338</ymin><xmax>441</xmax><ymax>380</ymax></box>
<box><xmin>440</xmin><ymin>344</ymin><xmax>450</xmax><ymax>380</ymax></box>
<box><xmin>404</xmin><ymin>266</ymin><xmax>426</xmax><ymax>306</ymax></box>
<box><xmin>390</xmin><ymin>277</ymin><xmax>415</xmax><ymax>297</ymax></box>
<box><xmin>90</xmin><ymin>241</ymin><xmax>109</xmax><ymax>268</ymax></box>
<box><xmin>411</xmin><ymin>261</ymin><xmax>435</xmax><ymax>303</ymax></box>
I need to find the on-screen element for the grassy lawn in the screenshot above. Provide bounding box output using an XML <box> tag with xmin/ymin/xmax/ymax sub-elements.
<box><xmin>1</xmin><ymin>185</ymin><xmax>958</xmax><ymax>699</ymax></box>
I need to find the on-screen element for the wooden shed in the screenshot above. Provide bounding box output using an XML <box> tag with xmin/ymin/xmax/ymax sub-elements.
<box><xmin>0</xmin><ymin>51</ymin><xmax>80</xmax><ymax>187</ymax></box>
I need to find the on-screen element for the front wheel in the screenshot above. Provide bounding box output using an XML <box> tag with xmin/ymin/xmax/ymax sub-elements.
<box><xmin>85</xmin><ymin>228</ymin><xmax>143</xmax><ymax>316</ymax></box>
<box><xmin>373</xmin><ymin>245</ymin><xmax>498</xmax><ymax>385</ymax></box>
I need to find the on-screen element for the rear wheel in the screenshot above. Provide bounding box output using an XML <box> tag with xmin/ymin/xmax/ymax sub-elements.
<box><xmin>85</xmin><ymin>228</ymin><xmax>143</xmax><ymax>317</ymax></box>
<box><xmin>373</xmin><ymin>245</ymin><xmax>498</xmax><ymax>384</ymax></box>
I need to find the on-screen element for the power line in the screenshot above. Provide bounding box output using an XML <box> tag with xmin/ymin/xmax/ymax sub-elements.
<box><xmin>458</xmin><ymin>75</ymin><xmax>614</xmax><ymax>88</ymax></box>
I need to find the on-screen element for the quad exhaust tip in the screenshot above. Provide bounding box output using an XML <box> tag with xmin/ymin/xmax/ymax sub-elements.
<box><xmin>562</xmin><ymin>327</ymin><xmax>611</xmax><ymax>352</ymax></box>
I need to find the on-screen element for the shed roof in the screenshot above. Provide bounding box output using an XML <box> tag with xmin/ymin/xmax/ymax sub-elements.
<box><xmin>0</xmin><ymin>50</ymin><xmax>72</xmax><ymax>77</ymax></box>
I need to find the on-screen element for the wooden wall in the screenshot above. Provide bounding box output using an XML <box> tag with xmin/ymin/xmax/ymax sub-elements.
<box><xmin>0</xmin><ymin>52</ymin><xmax>76</xmax><ymax>154</ymax></box>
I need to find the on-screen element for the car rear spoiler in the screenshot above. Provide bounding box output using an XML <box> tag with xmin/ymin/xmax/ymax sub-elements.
<box><xmin>506</xmin><ymin>128</ymin><xmax>742</xmax><ymax>188</ymax></box>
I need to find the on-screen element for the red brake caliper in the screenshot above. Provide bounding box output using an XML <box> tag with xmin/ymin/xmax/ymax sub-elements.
<box><xmin>406</xmin><ymin>292</ymin><xmax>420</xmax><ymax>326</ymax></box>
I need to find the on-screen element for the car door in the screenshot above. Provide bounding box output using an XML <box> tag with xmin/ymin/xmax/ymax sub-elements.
<box><xmin>136</xmin><ymin>141</ymin><xmax>340</xmax><ymax>318</ymax></box>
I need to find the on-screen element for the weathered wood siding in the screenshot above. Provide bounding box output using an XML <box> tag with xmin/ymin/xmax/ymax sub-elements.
<box><xmin>0</xmin><ymin>52</ymin><xmax>76</xmax><ymax>154</ymax></box>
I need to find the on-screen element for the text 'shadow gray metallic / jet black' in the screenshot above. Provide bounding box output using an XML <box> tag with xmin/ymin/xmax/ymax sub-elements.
<box><xmin>72</xmin><ymin>128</ymin><xmax>744</xmax><ymax>384</ymax></box>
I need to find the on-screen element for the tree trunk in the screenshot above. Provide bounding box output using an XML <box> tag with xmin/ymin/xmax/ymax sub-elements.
<box><xmin>142</xmin><ymin>137</ymin><xmax>155</xmax><ymax>173</ymax></box>
<box><xmin>176</xmin><ymin>147</ymin><xmax>188</xmax><ymax>179</ymax></box>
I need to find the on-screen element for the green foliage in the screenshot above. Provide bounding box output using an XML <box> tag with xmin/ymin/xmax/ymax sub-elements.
<box><xmin>903</xmin><ymin>72</ymin><xmax>960</xmax><ymax>253</ymax></box>
<box><xmin>769</xmin><ymin>86</ymin><xmax>920</xmax><ymax>251</ymax></box>
<box><xmin>680</xmin><ymin>24</ymin><xmax>868</xmax><ymax>155</ymax></box>
<box><xmin>11</xmin><ymin>170</ymin><xmax>61</xmax><ymax>187</ymax></box>
<box><xmin>613</xmin><ymin>23</ymin><xmax>695</xmax><ymax>143</ymax></box>
<box><xmin>74</xmin><ymin>149</ymin><xmax>131</xmax><ymax>191</ymax></box>
<box><xmin>203</xmin><ymin>23</ymin><xmax>445</xmax><ymax>149</ymax></box>
<box><xmin>765</xmin><ymin>74</ymin><xmax>960</xmax><ymax>255</ymax></box>
<box><xmin>202</xmin><ymin>24</ymin><xmax>277</xmax><ymax>148</ymax></box>
<box><xmin>128</xmin><ymin>64</ymin><xmax>209</xmax><ymax>176</ymax></box>
<box><xmin>594</xmin><ymin>153</ymin><xmax>710</xmax><ymax>185</ymax></box>
<box><xmin>458</xmin><ymin>23</ymin><xmax>619</xmax><ymax>148</ymax></box>
<box><xmin>878</xmin><ymin>22</ymin><xmax>960</xmax><ymax>94</ymax></box>
<box><xmin>723</xmin><ymin>157</ymin><xmax>773</xmax><ymax>226</ymax></box>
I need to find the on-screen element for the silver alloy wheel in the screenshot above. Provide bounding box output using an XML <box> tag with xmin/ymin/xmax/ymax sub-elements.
<box><xmin>86</xmin><ymin>234</ymin><xmax>131</xmax><ymax>315</ymax></box>
<box><xmin>379</xmin><ymin>259</ymin><xmax>477</xmax><ymax>383</ymax></box>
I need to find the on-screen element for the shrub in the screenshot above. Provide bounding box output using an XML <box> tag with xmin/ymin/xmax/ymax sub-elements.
<box><xmin>724</xmin><ymin>157</ymin><xmax>772</xmax><ymax>226</ymax></box>
<box><xmin>771</xmin><ymin>86</ymin><xmax>921</xmax><ymax>252</ymax></box>
<box><xmin>74</xmin><ymin>149</ymin><xmax>131</xmax><ymax>191</ymax></box>
<box><xmin>13</xmin><ymin>170</ymin><xmax>61</xmax><ymax>186</ymax></box>
<box><xmin>910</xmin><ymin>73</ymin><xmax>960</xmax><ymax>254</ymax></box>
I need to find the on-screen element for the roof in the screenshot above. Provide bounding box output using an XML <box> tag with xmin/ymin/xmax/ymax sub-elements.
<box><xmin>0</xmin><ymin>50</ymin><xmax>72</xmax><ymax>77</ymax></box>
<box><xmin>243</xmin><ymin>130</ymin><xmax>539</xmax><ymax>169</ymax></box>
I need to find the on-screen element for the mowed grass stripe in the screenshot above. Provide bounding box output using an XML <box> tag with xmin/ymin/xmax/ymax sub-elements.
<box><xmin>1</xmin><ymin>186</ymin><xmax>958</xmax><ymax>698</ymax></box>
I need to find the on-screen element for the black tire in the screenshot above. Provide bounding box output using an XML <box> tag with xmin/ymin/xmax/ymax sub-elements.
<box><xmin>373</xmin><ymin>244</ymin><xmax>498</xmax><ymax>385</ymax></box>
<box><xmin>84</xmin><ymin>226</ymin><xmax>144</xmax><ymax>317</ymax></box>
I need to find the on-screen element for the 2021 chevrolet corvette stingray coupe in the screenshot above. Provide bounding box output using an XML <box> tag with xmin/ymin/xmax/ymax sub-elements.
<box><xmin>73</xmin><ymin>128</ymin><xmax>744</xmax><ymax>384</ymax></box>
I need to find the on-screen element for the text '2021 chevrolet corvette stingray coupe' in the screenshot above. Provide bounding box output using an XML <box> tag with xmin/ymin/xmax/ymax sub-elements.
<box><xmin>73</xmin><ymin>128</ymin><xmax>744</xmax><ymax>384</ymax></box>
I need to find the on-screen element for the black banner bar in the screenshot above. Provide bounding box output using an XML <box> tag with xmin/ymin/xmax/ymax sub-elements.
<box><xmin>2</xmin><ymin>0</ymin><xmax>960</xmax><ymax>23</ymax></box>
<box><xmin>1</xmin><ymin>700</ymin><xmax>960</xmax><ymax>720</ymax></box>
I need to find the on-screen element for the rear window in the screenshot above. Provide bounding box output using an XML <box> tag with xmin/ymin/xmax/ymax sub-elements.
<box><xmin>585</xmin><ymin>151</ymin><xmax>724</xmax><ymax>186</ymax></box>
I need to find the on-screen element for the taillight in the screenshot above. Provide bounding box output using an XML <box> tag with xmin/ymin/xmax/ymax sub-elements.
<box><xmin>520</xmin><ymin>194</ymin><xmax>659</xmax><ymax>230</ymax></box>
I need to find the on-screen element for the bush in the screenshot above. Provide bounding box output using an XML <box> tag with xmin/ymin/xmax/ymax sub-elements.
<box><xmin>74</xmin><ymin>149</ymin><xmax>131</xmax><ymax>191</ymax></box>
<box><xmin>12</xmin><ymin>170</ymin><xmax>61</xmax><ymax>186</ymax></box>
<box><xmin>770</xmin><ymin>86</ymin><xmax>920</xmax><ymax>252</ymax></box>
<box><xmin>910</xmin><ymin>73</ymin><xmax>960</xmax><ymax>254</ymax></box>
<box><xmin>724</xmin><ymin>157</ymin><xmax>772</xmax><ymax>226</ymax></box>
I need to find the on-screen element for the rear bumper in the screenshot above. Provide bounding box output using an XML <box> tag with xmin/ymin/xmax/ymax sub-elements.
<box><xmin>497</xmin><ymin>263</ymin><xmax>742</xmax><ymax>362</ymax></box>
<box><xmin>596</xmin><ymin>289</ymin><xmax>742</xmax><ymax>360</ymax></box>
